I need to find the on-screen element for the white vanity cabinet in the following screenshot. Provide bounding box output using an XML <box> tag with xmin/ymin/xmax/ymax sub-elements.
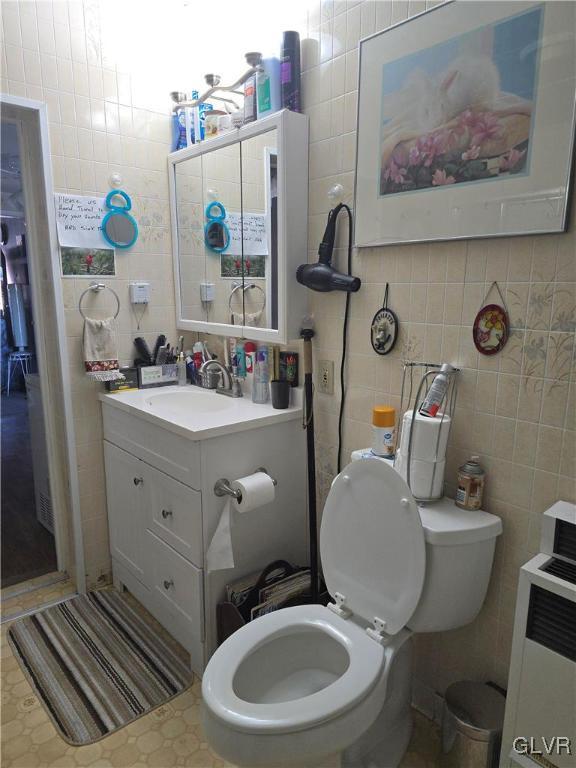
<box><xmin>101</xmin><ymin>393</ymin><xmax>307</xmax><ymax>676</ymax></box>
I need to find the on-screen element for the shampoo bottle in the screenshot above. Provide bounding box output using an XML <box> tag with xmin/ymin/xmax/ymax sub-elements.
<box><xmin>252</xmin><ymin>344</ymin><xmax>270</xmax><ymax>403</ymax></box>
<box><xmin>257</xmin><ymin>58</ymin><xmax>281</xmax><ymax>119</ymax></box>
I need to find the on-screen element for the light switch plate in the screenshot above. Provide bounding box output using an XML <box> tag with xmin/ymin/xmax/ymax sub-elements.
<box><xmin>318</xmin><ymin>359</ymin><xmax>334</xmax><ymax>395</ymax></box>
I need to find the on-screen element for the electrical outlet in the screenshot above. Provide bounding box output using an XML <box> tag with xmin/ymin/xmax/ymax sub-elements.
<box><xmin>318</xmin><ymin>360</ymin><xmax>334</xmax><ymax>395</ymax></box>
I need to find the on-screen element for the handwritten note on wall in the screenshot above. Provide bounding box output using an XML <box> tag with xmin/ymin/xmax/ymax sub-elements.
<box><xmin>54</xmin><ymin>194</ymin><xmax>107</xmax><ymax>249</ymax></box>
<box><xmin>227</xmin><ymin>212</ymin><xmax>268</xmax><ymax>257</ymax></box>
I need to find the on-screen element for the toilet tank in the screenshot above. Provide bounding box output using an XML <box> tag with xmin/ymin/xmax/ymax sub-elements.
<box><xmin>408</xmin><ymin>498</ymin><xmax>502</xmax><ymax>633</ymax></box>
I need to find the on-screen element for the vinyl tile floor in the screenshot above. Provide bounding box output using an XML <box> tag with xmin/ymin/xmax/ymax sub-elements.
<box><xmin>1</xmin><ymin>581</ymin><xmax>441</xmax><ymax>768</ymax></box>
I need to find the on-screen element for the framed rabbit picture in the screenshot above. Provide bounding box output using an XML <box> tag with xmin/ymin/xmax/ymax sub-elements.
<box><xmin>354</xmin><ymin>1</ymin><xmax>576</xmax><ymax>247</ymax></box>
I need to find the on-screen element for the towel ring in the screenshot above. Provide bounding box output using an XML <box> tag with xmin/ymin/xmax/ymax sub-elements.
<box><xmin>78</xmin><ymin>283</ymin><xmax>120</xmax><ymax>320</ymax></box>
<box><xmin>227</xmin><ymin>282</ymin><xmax>266</xmax><ymax>313</ymax></box>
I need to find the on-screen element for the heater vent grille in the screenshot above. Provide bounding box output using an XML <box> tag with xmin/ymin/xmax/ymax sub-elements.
<box><xmin>526</xmin><ymin>585</ymin><xmax>576</xmax><ymax>661</ymax></box>
<box><xmin>541</xmin><ymin>557</ymin><xmax>576</xmax><ymax>585</ymax></box>
<box><xmin>554</xmin><ymin>519</ymin><xmax>576</xmax><ymax>561</ymax></box>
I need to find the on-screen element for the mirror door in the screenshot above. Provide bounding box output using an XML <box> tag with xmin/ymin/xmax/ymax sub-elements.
<box><xmin>239</xmin><ymin>130</ymin><xmax>278</xmax><ymax>333</ymax></box>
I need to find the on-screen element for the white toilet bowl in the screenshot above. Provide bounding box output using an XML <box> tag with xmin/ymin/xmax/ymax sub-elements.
<box><xmin>202</xmin><ymin>459</ymin><xmax>502</xmax><ymax>767</ymax></box>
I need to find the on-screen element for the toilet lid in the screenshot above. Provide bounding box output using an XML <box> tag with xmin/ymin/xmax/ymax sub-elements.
<box><xmin>320</xmin><ymin>459</ymin><xmax>426</xmax><ymax>635</ymax></box>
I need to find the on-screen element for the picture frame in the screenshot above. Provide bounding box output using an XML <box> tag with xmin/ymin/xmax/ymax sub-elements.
<box><xmin>60</xmin><ymin>246</ymin><xmax>115</xmax><ymax>277</ymax></box>
<box><xmin>354</xmin><ymin>1</ymin><xmax>576</xmax><ymax>247</ymax></box>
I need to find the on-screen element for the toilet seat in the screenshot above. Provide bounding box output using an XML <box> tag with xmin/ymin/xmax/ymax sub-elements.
<box><xmin>321</xmin><ymin>459</ymin><xmax>426</xmax><ymax>635</ymax></box>
<box><xmin>202</xmin><ymin>604</ymin><xmax>385</xmax><ymax>734</ymax></box>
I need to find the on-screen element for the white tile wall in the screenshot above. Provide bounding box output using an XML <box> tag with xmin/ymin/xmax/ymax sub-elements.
<box><xmin>1</xmin><ymin>0</ymin><xmax>179</xmax><ymax>587</ymax></box>
<box><xmin>299</xmin><ymin>0</ymin><xmax>575</xmax><ymax>693</ymax></box>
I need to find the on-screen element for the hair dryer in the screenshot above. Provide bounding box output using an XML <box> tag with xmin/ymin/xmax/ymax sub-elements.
<box><xmin>296</xmin><ymin>203</ymin><xmax>361</xmax><ymax>293</ymax></box>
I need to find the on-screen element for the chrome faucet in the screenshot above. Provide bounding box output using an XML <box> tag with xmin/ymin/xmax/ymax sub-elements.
<box><xmin>199</xmin><ymin>359</ymin><xmax>243</xmax><ymax>398</ymax></box>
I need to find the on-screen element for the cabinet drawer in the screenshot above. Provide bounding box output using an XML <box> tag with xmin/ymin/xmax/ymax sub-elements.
<box><xmin>146</xmin><ymin>465</ymin><xmax>203</xmax><ymax>566</ymax></box>
<box><xmin>145</xmin><ymin>531</ymin><xmax>204</xmax><ymax>645</ymax></box>
<box><xmin>102</xmin><ymin>404</ymin><xmax>201</xmax><ymax>488</ymax></box>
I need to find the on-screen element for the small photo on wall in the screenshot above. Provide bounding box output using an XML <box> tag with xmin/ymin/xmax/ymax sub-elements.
<box><xmin>220</xmin><ymin>254</ymin><xmax>265</xmax><ymax>279</ymax></box>
<box><xmin>61</xmin><ymin>246</ymin><xmax>115</xmax><ymax>277</ymax></box>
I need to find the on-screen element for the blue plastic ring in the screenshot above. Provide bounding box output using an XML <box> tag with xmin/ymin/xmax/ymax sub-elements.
<box><xmin>105</xmin><ymin>189</ymin><xmax>132</xmax><ymax>211</ymax></box>
<box><xmin>205</xmin><ymin>201</ymin><xmax>226</xmax><ymax>222</ymax></box>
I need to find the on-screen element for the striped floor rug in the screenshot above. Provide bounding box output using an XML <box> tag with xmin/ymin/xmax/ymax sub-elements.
<box><xmin>8</xmin><ymin>589</ymin><xmax>193</xmax><ymax>745</ymax></box>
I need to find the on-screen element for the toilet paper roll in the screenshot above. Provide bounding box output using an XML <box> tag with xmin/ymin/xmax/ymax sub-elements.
<box><xmin>206</xmin><ymin>499</ymin><xmax>235</xmax><ymax>572</ymax></box>
<box><xmin>396</xmin><ymin>451</ymin><xmax>445</xmax><ymax>499</ymax></box>
<box><xmin>231</xmin><ymin>471</ymin><xmax>276</xmax><ymax>513</ymax></box>
<box><xmin>399</xmin><ymin>410</ymin><xmax>451</xmax><ymax>463</ymax></box>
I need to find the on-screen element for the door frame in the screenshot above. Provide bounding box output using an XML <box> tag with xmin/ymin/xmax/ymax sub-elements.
<box><xmin>1</xmin><ymin>93</ymin><xmax>86</xmax><ymax>592</ymax></box>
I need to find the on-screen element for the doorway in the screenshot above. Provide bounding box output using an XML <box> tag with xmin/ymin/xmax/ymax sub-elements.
<box><xmin>0</xmin><ymin>95</ymin><xmax>85</xmax><ymax>595</ymax></box>
<box><xmin>1</xmin><ymin>120</ymin><xmax>58</xmax><ymax>587</ymax></box>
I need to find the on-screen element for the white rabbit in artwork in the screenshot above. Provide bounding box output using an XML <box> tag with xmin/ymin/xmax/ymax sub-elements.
<box><xmin>416</xmin><ymin>55</ymin><xmax>502</xmax><ymax>132</ymax></box>
<box><xmin>383</xmin><ymin>54</ymin><xmax>531</xmax><ymax>136</ymax></box>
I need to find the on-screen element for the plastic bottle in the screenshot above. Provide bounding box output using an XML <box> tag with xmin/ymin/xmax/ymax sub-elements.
<box><xmin>177</xmin><ymin>352</ymin><xmax>187</xmax><ymax>385</ymax></box>
<box><xmin>243</xmin><ymin>74</ymin><xmax>257</xmax><ymax>124</ymax></box>
<box><xmin>280</xmin><ymin>31</ymin><xmax>301</xmax><ymax>112</ymax></box>
<box><xmin>372</xmin><ymin>406</ymin><xmax>396</xmax><ymax>457</ymax></box>
<box><xmin>172</xmin><ymin>107</ymin><xmax>188</xmax><ymax>151</ymax></box>
<box><xmin>257</xmin><ymin>57</ymin><xmax>281</xmax><ymax>119</ymax></box>
<box><xmin>252</xmin><ymin>344</ymin><xmax>270</xmax><ymax>403</ymax></box>
<box><xmin>419</xmin><ymin>363</ymin><xmax>454</xmax><ymax>418</ymax></box>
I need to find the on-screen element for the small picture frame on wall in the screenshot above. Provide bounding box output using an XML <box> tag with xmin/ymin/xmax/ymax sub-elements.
<box><xmin>61</xmin><ymin>246</ymin><xmax>115</xmax><ymax>277</ymax></box>
<box><xmin>354</xmin><ymin>1</ymin><xmax>576</xmax><ymax>247</ymax></box>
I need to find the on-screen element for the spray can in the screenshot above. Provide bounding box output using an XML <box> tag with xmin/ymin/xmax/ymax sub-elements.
<box><xmin>455</xmin><ymin>456</ymin><xmax>486</xmax><ymax>510</ymax></box>
<box><xmin>419</xmin><ymin>363</ymin><xmax>454</xmax><ymax>418</ymax></box>
<box><xmin>372</xmin><ymin>406</ymin><xmax>396</xmax><ymax>457</ymax></box>
<box><xmin>281</xmin><ymin>31</ymin><xmax>301</xmax><ymax>112</ymax></box>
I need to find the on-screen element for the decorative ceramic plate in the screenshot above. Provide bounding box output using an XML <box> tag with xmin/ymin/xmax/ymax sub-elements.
<box><xmin>473</xmin><ymin>303</ymin><xmax>509</xmax><ymax>355</ymax></box>
<box><xmin>371</xmin><ymin>307</ymin><xmax>398</xmax><ymax>355</ymax></box>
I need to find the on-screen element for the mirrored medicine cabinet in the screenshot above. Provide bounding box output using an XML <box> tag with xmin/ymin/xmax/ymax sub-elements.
<box><xmin>169</xmin><ymin>110</ymin><xmax>309</xmax><ymax>344</ymax></box>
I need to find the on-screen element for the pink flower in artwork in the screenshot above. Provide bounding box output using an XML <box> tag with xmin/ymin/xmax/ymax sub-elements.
<box><xmin>462</xmin><ymin>145</ymin><xmax>481</xmax><ymax>161</ymax></box>
<box><xmin>408</xmin><ymin>146</ymin><xmax>421</xmax><ymax>165</ymax></box>
<box><xmin>470</xmin><ymin>112</ymin><xmax>502</xmax><ymax>146</ymax></box>
<box><xmin>432</xmin><ymin>168</ymin><xmax>455</xmax><ymax>186</ymax></box>
<box><xmin>417</xmin><ymin>132</ymin><xmax>448</xmax><ymax>167</ymax></box>
<box><xmin>388</xmin><ymin>159</ymin><xmax>407</xmax><ymax>184</ymax></box>
<box><xmin>499</xmin><ymin>147</ymin><xmax>526</xmax><ymax>171</ymax></box>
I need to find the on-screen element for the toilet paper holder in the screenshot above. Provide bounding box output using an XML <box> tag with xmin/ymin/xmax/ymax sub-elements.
<box><xmin>214</xmin><ymin>467</ymin><xmax>277</xmax><ymax>501</ymax></box>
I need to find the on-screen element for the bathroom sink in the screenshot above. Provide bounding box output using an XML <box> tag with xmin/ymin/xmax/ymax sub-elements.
<box><xmin>100</xmin><ymin>385</ymin><xmax>302</xmax><ymax>439</ymax></box>
<box><xmin>145</xmin><ymin>389</ymin><xmax>233</xmax><ymax>416</ymax></box>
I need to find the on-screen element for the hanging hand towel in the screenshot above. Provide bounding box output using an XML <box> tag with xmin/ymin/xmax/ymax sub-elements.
<box><xmin>83</xmin><ymin>317</ymin><xmax>125</xmax><ymax>381</ymax></box>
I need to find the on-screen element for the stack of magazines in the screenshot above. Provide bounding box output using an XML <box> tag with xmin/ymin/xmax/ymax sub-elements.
<box><xmin>226</xmin><ymin>564</ymin><xmax>310</xmax><ymax>622</ymax></box>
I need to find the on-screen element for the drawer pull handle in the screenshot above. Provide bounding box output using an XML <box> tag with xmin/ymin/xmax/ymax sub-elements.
<box><xmin>163</xmin><ymin>579</ymin><xmax>174</xmax><ymax>590</ymax></box>
<box><xmin>161</xmin><ymin>509</ymin><xmax>173</xmax><ymax>519</ymax></box>
<box><xmin>133</xmin><ymin>477</ymin><xmax>143</xmax><ymax>486</ymax></box>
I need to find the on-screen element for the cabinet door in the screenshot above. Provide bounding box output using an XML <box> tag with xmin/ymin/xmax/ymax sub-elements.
<box><xmin>104</xmin><ymin>441</ymin><xmax>147</xmax><ymax>581</ymax></box>
<box><xmin>146</xmin><ymin>464</ymin><xmax>203</xmax><ymax>566</ymax></box>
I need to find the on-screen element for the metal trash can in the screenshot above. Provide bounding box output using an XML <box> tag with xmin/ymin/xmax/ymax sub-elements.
<box><xmin>441</xmin><ymin>681</ymin><xmax>506</xmax><ymax>768</ymax></box>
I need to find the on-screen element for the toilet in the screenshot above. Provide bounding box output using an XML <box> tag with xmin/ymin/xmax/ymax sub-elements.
<box><xmin>202</xmin><ymin>459</ymin><xmax>502</xmax><ymax>767</ymax></box>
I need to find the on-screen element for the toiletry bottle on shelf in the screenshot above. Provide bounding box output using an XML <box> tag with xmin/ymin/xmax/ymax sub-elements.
<box><xmin>236</xmin><ymin>340</ymin><xmax>247</xmax><ymax>378</ymax></box>
<box><xmin>172</xmin><ymin>106</ymin><xmax>188</xmax><ymax>151</ymax></box>
<box><xmin>372</xmin><ymin>406</ymin><xmax>396</xmax><ymax>457</ymax></box>
<box><xmin>244</xmin><ymin>74</ymin><xmax>257</xmax><ymax>124</ymax></box>
<box><xmin>257</xmin><ymin>58</ymin><xmax>281</xmax><ymax>119</ymax></box>
<box><xmin>252</xmin><ymin>344</ymin><xmax>270</xmax><ymax>403</ymax></box>
<box><xmin>419</xmin><ymin>363</ymin><xmax>454</xmax><ymax>417</ymax></box>
<box><xmin>455</xmin><ymin>456</ymin><xmax>486</xmax><ymax>510</ymax></box>
<box><xmin>177</xmin><ymin>352</ymin><xmax>187</xmax><ymax>385</ymax></box>
<box><xmin>281</xmin><ymin>31</ymin><xmax>301</xmax><ymax>112</ymax></box>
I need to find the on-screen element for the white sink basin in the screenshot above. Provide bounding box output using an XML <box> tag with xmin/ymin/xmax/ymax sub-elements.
<box><xmin>145</xmin><ymin>389</ymin><xmax>233</xmax><ymax>416</ymax></box>
<box><xmin>100</xmin><ymin>385</ymin><xmax>302</xmax><ymax>440</ymax></box>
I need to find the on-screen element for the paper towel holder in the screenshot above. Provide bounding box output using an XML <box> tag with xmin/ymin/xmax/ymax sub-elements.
<box><xmin>214</xmin><ymin>467</ymin><xmax>277</xmax><ymax>501</ymax></box>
